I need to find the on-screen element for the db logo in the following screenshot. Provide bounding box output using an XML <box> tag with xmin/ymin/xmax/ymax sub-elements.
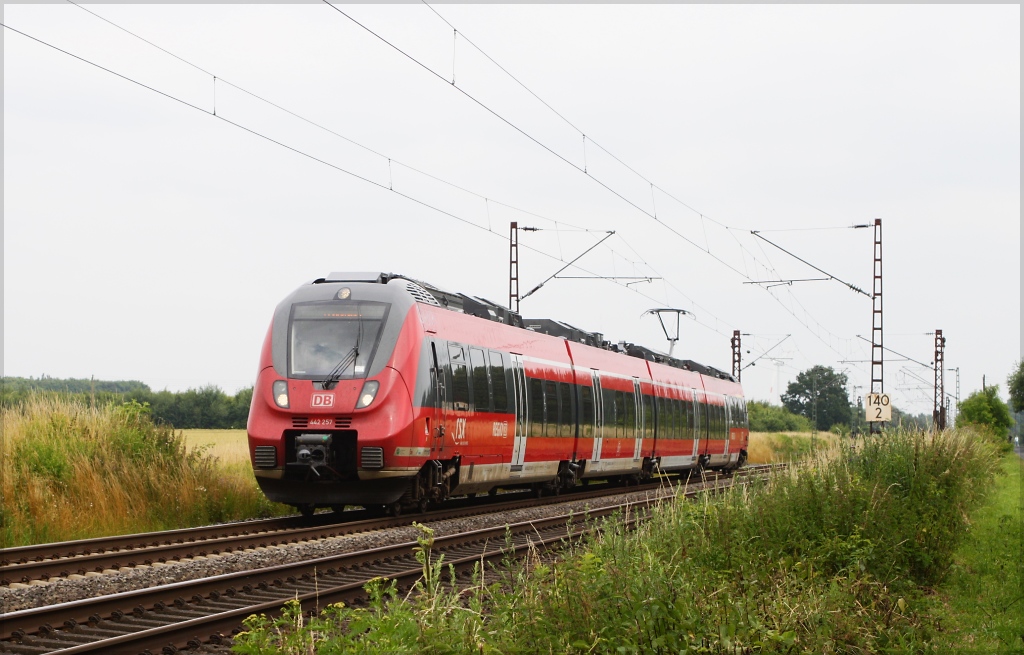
<box><xmin>311</xmin><ymin>392</ymin><xmax>335</xmax><ymax>408</ymax></box>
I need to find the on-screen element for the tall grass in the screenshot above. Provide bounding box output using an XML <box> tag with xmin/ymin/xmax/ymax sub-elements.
<box><xmin>1</xmin><ymin>396</ymin><xmax>286</xmax><ymax>547</ymax></box>
<box><xmin>233</xmin><ymin>427</ymin><xmax>999</xmax><ymax>654</ymax></box>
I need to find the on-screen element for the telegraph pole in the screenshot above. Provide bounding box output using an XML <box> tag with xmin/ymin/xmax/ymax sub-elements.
<box><xmin>731</xmin><ymin>330</ymin><xmax>741</xmax><ymax>381</ymax></box>
<box><xmin>509</xmin><ymin>222</ymin><xmax>520</xmax><ymax>313</ymax></box>
<box><xmin>933</xmin><ymin>329</ymin><xmax>946</xmax><ymax>430</ymax></box>
<box><xmin>870</xmin><ymin>218</ymin><xmax>884</xmax><ymax>434</ymax></box>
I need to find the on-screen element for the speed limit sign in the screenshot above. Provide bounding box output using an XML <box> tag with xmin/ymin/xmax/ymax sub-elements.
<box><xmin>866</xmin><ymin>393</ymin><xmax>891</xmax><ymax>422</ymax></box>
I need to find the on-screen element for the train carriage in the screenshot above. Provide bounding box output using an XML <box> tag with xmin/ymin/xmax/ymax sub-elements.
<box><xmin>247</xmin><ymin>272</ymin><xmax>748</xmax><ymax>516</ymax></box>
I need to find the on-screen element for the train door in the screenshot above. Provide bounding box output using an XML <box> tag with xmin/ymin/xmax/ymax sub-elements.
<box><xmin>510</xmin><ymin>354</ymin><xmax>528</xmax><ymax>470</ymax></box>
<box><xmin>723</xmin><ymin>395</ymin><xmax>731</xmax><ymax>460</ymax></box>
<box><xmin>590</xmin><ymin>371</ymin><xmax>605</xmax><ymax>462</ymax></box>
<box><xmin>691</xmin><ymin>388</ymin><xmax>702</xmax><ymax>459</ymax></box>
<box><xmin>632</xmin><ymin>379</ymin><xmax>643</xmax><ymax>461</ymax></box>
<box><xmin>430</xmin><ymin>341</ymin><xmax>448</xmax><ymax>455</ymax></box>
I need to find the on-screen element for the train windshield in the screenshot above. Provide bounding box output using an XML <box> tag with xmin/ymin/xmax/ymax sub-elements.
<box><xmin>288</xmin><ymin>301</ymin><xmax>390</xmax><ymax>379</ymax></box>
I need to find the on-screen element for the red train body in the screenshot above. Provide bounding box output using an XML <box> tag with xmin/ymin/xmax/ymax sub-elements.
<box><xmin>247</xmin><ymin>273</ymin><xmax>749</xmax><ymax>515</ymax></box>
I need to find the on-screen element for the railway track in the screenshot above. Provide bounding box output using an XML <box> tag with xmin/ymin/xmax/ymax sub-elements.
<box><xmin>0</xmin><ymin>465</ymin><xmax>781</xmax><ymax>655</ymax></box>
<box><xmin>1</xmin><ymin>466</ymin><xmax>776</xmax><ymax>587</ymax></box>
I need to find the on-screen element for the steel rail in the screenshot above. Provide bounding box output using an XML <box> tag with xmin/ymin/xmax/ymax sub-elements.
<box><xmin>0</xmin><ymin>469</ymin><xmax>783</xmax><ymax>654</ymax></box>
<box><xmin>3</xmin><ymin>467</ymin><xmax>778</xmax><ymax>585</ymax></box>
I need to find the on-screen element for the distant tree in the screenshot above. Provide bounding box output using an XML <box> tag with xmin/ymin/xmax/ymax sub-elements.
<box><xmin>781</xmin><ymin>366</ymin><xmax>852</xmax><ymax>431</ymax></box>
<box><xmin>956</xmin><ymin>385</ymin><xmax>1013</xmax><ymax>440</ymax></box>
<box><xmin>1007</xmin><ymin>361</ymin><xmax>1024</xmax><ymax>413</ymax></box>
<box><xmin>1</xmin><ymin>376</ymin><xmax>252</xmax><ymax>429</ymax></box>
<box><xmin>230</xmin><ymin>387</ymin><xmax>254</xmax><ymax>429</ymax></box>
<box><xmin>890</xmin><ymin>406</ymin><xmax>932</xmax><ymax>431</ymax></box>
<box><xmin>747</xmin><ymin>400</ymin><xmax>813</xmax><ymax>432</ymax></box>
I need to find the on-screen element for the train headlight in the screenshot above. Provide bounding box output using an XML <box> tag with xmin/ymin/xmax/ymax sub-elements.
<box><xmin>272</xmin><ymin>380</ymin><xmax>290</xmax><ymax>408</ymax></box>
<box><xmin>355</xmin><ymin>380</ymin><xmax>380</xmax><ymax>409</ymax></box>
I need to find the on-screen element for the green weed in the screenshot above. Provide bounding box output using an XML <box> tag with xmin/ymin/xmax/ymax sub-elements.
<box><xmin>233</xmin><ymin>427</ymin><xmax>1000</xmax><ymax>654</ymax></box>
<box><xmin>1</xmin><ymin>395</ymin><xmax>289</xmax><ymax>547</ymax></box>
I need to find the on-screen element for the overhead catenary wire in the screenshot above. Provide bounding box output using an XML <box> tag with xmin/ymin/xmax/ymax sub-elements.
<box><xmin>50</xmin><ymin>2</ymin><xmax>753</xmax><ymax>340</ymax></box>
<box><xmin>25</xmin><ymin>6</ymin><xmax>866</xmax><ymax>372</ymax></box>
<box><xmin>321</xmin><ymin>0</ymin><xmax>768</xmax><ymax>282</ymax></box>
<box><xmin>335</xmin><ymin>2</ymin><xmax>871</xmax><ymax>363</ymax></box>
<box><xmin>2</xmin><ymin>18</ymin><xmax>743</xmax><ymax>344</ymax></box>
<box><xmin>750</xmin><ymin>231</ymin><xmax>870</xmax><ymax>297</ymax></box>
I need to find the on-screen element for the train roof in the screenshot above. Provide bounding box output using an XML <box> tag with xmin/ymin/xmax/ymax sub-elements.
<box><xmin>312</xmin><ymin>272</ymin><xmax>737</xmax><ymax>383</ymax></box>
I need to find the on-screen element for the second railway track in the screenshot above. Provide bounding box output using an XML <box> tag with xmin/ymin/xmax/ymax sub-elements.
<box><xmin>1</xmin><ymin>466</ymin><xmax>776</xmax><ymax>587</ymax></box>
<box><xmin>1</xmin><ymin>465</ymin><xmax>781</xmax><ymax>655</ymax></box>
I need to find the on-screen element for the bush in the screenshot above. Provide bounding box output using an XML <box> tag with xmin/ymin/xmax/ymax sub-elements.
<box><xmin>748</xmin><ymin>400</ymin><xmax>813</xmax><ymax>432</ymax></box>
<box><xmin>234</xmin><ymin>427</ymin><xmax>999</xmax><ymax>654</ymax></box>
<box><xmin>956</xmin><ymin>385</ymin><xmax>1013</xmax><ymax>440</ymax></box>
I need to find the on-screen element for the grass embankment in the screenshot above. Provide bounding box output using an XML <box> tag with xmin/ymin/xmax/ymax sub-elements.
<box><xmin>1</xmin><ymin>397</ymin><xmax>288</xmax><ymax>548</ymax></box>
<box><xmin>923</xmin><ymin>454</ymin><xmax>1023</xmax><ymax>653</ymax></box>
<box><xmin>233</xmin><ymin>428</ymin><xmax>1000</xmax><ymax>654</ymax></box>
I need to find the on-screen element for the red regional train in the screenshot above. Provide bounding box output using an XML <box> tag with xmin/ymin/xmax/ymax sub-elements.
<box><xmin>247</xmin><ymin>272</ymin><xmax>749</xmax><ymax>516</ymax></box>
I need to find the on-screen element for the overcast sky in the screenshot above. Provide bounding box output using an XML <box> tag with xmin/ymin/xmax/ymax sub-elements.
<box><xmin>3</xmin><ymin>3</ymin><xmax>1019</xmax><ymax>417</ymax></box>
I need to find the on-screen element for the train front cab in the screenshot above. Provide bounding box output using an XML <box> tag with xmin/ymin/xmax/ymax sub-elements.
<box><xmin>247</xmin><ymin>278</ymin><xmax>431</xmax><ymax>514</ymax></box>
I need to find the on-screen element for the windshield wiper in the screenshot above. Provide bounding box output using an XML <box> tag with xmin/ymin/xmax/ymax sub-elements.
<box><xmin>320</xmin><ymin>346</ymin><xmax>358</xmax><ymax>390</ymax></box>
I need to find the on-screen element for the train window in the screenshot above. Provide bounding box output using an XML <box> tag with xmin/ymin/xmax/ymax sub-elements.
<box><xmin>529</xmin><ymin>377</ymin><xmax>545</xmax><ymax>436</ymax></box>
<box><xmin>447</xmin><ymin>344</ymin><xmax>470</xmax><ymax>409</ymax></box>
<box><xmin>670</xmin><ymin>396</ymin><xmax>678</xmax><ymax>439</ymax></box>
<box><xmin>602</xmin><ymin>388</ymin><xmax>617</xmax><ymax>439</ymax></box>
<box><xmin>696</xmin><ymin>397</ymin><xmax>706</xmax><ymax>437</ymax></box>
<box><xmin>561</xmin><ymin>383</ymin><xmax>576</xmax><ymax>438</ymax></box>
<box><xmin>673</xmin><ymin>399</ymin><xmax>683</xmax><ymax>439</ymax></box>
<box><xmin>642</xmin><ymin>393</ymin><xmax>654</xmax><ymax>440</ymax></box>
<box><xmin>579</xmin><ymin>386</ymin><xmax>594</xmax><ymax>439</ymax></box>
<box><xmin>543</xmin><ymin>380</ymin><xmax>559</xmax><ymax>437</ymax></box>
<box><xmin>667</xmin><ymin>397</ymin><xmax>675</xmax><ymax>438</ymax></box>
<box><xmin>622</xmin><ymin>391</ymin><xmax>635</xmax><ymax>440</ymax></box>
<box><xmin>288</xmin><ymin>301</ymin><xmax>390</xmax><ymax>379</ymax></box>
<box><xmin>469</xmin><ymin>348</ymin><xmax>490</xmax><ymax>412</ymax></box>
<box><xmin>489</xmin><ymin>352</ymin><xmax>509</xmax><ymax>413</ymax></box>
<box><xmin>611</xmin><ymin>391</ymin><xmax>624</xmax><ymax>439</ymax></box>
<box><xmin>654</xmin><ymin>396</ymin><xmax>664</xmax><ymax>439</ymax></box>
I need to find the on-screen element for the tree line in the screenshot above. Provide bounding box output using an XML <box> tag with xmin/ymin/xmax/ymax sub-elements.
<box><xmin>1</xmin><ymin>376</ymin><xmax>252</xmax><ymax>429</ymax></box>
<box><xmin>748</xmin><ymin>365</ymin><xmax>934</xmax><ymax>434</ymax></box>
<box><xmin>9</xmin><ymin>363</ymin><xmax>1015</xmax><ymax>435</ymax></box>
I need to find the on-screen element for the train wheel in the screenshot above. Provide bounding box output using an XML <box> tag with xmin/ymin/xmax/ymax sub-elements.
<box><xmin>417</xmin><ymin>498</ymin><xmax>429</xmax><ymax>513</ymax></box>
<box><xmin>298</xmin><ymin>505</ymin><xmax>315</xmax><ymax>519</ymax></box>
<box><xmin>387</xmin><ymin>502</ymin><xmax>403</xmax><ymax>517</ymax></box>
<box><xmin>331</xmin><ymin>505</ymin><xmax>346</xmax><ymax>514</ymax></box>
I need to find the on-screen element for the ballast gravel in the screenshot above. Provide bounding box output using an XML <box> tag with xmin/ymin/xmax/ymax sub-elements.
<box><xmin>0</xmin><ymin>483</ymin><xmax>698</xmax><ymax>615</ymax></box>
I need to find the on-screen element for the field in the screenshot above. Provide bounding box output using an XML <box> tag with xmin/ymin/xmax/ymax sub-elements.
<box><xmin>180</xmin><ymin>428</ymin><xmax>251</xmax><ymax>468</ymax></box>
<box><xmin>746</xmin><ymin>430</ymin><xmax>837</xmax><ymax>463</ymax></box>
<box><xmin>923</xmin><ymin>454</ymin><xmax>1024</xmax><ymax>652</ymax></box>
